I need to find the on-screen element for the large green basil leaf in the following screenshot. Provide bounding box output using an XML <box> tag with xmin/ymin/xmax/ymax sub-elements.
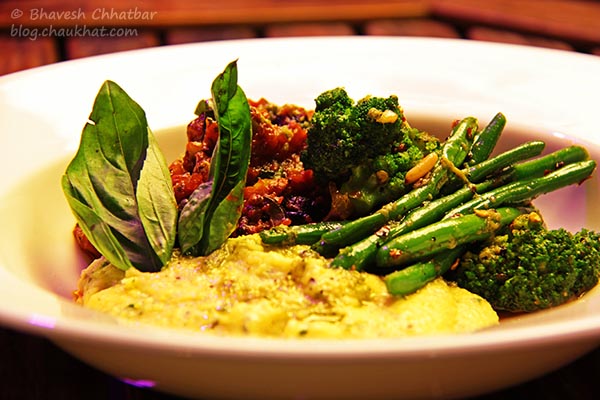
<box><xmin>135</xmin><ymin>129</ymin><xmax>178</xmax><ymax>264</ymax></box>
<box><xmin>203</xmin><ymin>178</ymin><xmax>246</xmax><ymax>253</ymax></box>
<box><xmin>178</xmin><ymin>60</ymin><xmax>252</xmax><ymax>255</ymax></box>
<box><xmin>62</xmin><ymin>80</ymin><xmax>177</xmax><ymax>272</ymax></box>
<box><xmin>176</xmin><ymin>180</ymin><xmax>213</xmax><ymax>253</ymax></box>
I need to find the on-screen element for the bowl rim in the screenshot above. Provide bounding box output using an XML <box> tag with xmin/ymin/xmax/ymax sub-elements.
<box><xmin>1</xmin><ymin>36</ymin><xmax>600</xmax><ymax>360</ymax></box>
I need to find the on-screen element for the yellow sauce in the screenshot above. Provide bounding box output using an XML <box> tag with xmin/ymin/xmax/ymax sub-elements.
<box><xmin>76</xmin><ymin>234</ymin><xmax>498</xmax><ymax>338</ymax></box>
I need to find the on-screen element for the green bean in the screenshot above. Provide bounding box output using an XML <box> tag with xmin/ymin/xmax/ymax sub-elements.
<box><xmin>467</xmin><ymin>112</ymin><xmax>506</xmax><ymax>165</ymax></box>
<box><xmin>509</xmin><ymin>145</ymin><xmax>589</xmax><ymax>181</ymax></box>
<box><xmin>331</xmin><ymin>179</ymin><xmax>498</xmax><ymax>270</ymax></box>
<box><xmin>466</xmin><ymin>140</ymin><xmax>545</xmax><ymax>183</ymax></box>
<box><xmin>448</xmin><ymin>160</ymin><xmax>596</xmax><ymax>216</ymax></box>
<box><xmin>311</xmin><ymin>187</ymin><xmax>423</xmax><ymax>257</ymax></box>
<box><xmin>442</xmin><ymin>140</ymin><xmax>545</xmax><ymax>196</ymax></box>
<box><xmin>440</xmin><ymin>112</ymin><xmax>506</xmax><ymax>193</ymax></box>
<box><xmin>375</xmin><ymin>207</ymin><xmax>525</xmax><ymax>268</ymax></box>
<box><xmin>259</xmin><ymin>221</ymin><xmax>348</xmax><ymax>245</ymax></box>
<box><xmin>384</xmin><ymin>246</ymin><xmax>465</xmax><ymax>296</ymax></box>
<box><xmin>441</xmin><ymin>116</ymin><xmax>479</xmax><ymax>162</ymax></box>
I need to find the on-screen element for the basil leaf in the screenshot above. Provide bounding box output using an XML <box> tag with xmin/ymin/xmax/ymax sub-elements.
<box><xmin>178</xmin><ymin>60</ymin><xmax>252</xmax><ymax>255</ymax></box>
<box><xmin>176</xmin><ymin>180</ymin><xmax>213</xmax><ymax>252</ymax></box>
<box><xmin>203</xmin><ymin>178</ymin><xmax>246</xmax><ymax>253</ymax></box>
<box><xmin>194</xmin><ymin>99</ymin><xmax>211</xmax><ymax>116</ymax></box>
<box><xmin>62</xmin><ymin>80</ymin><xmax>177</xmax><ymax>272</ymax></box>
<box><xmin>135</xmin><ymin>130</ymin><xmax>179</xmax><ymax>265</ymax></box>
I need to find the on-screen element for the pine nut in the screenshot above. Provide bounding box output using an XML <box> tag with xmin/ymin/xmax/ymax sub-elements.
<box><xmin>405</xmin><ymin>152</ymin><xmax>438</xmax><ymax>184</ymax></box>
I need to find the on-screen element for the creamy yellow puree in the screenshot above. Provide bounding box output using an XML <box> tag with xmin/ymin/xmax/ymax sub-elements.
<box><xmin>76</xmin><ymin>234</ymin><xmax>498</xmax><ymax>338</ymax></box>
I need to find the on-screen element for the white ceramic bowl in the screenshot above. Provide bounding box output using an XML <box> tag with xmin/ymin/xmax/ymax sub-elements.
<box><xmin>1</xmin><ymin>37</ymin><xmax>600</xmax><ymax>400</ymax></box>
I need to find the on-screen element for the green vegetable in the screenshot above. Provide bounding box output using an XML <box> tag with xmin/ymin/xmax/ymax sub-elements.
<box><xmin>508</xmin><ymin>145</ymin><xmax>589</xmax><ymax>181</ymax></box>
<box><xmin>301</xmin><ymin>87</ymin><xmax>441</xmax><ymax>216</ymax></box>
<box><xmin>439</xmin><ymin>112</ymin><xmax>506</xmax><ymax>194</ymax></box>
<box><xmin>178</xmin><ymin>60</ymin><xmax>252</xmax><ymax>255</ymax></box>
<box><xmin>465</xmin><ymin>140</ymin><xmax>545</xmax><ymax>183</ymax></box>
<box><xmin>452</xmin><ymin>211</ymin><xmax>600</xmax><ymax>312</ymax></box>
<box><xmin>62</xmin><ymin>80</ymin><xmax>178</xmax><ymax>272</ymax></box>
<box><xmin>331</xmin><ymin>179</ymin><xmax>498</xmax><ymax>271</ymax></box>
<box><xmin>311</xmin><ymin>116</ymin><xmax>477</xmax><ymax>256</ymax></box>
<box><xmin>302</xmin><ymin>87</ymin><xmax>410</xmax><ymax>182</ymax></box>
<box><xmin>467</xmin><ymin>112</ymin><xmax>506</xmax><ymax>165</ymax></box>
<box><xmin>259</xmin><ymin>221</ymin><xmax>348</xmax><ymax>245</ymax></box>
<box><xmin>377</xmin><ymin>157</ymin><xmax>596</xmax><ymax>294</ymax></box>
<box><xmin>375</xmin><ymin>207</ymin><xmax>525</xmax><ymax>268</ymax></box>
<box><xmin>332</xmin><ymin>143</ymin><xmax>592</xmax><ymax>273</ymax></box>
<box><xmin>385</xmin><ymin>246</ymin><xmax>465</xmax><ymax>296</ymax></box>
<box><xmin>448</xmin><ymin>160</ymin><xmax>596</xmax><ymax>216</ymax></box>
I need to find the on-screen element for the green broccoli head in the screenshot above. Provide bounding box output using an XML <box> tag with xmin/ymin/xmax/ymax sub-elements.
<box><xmin>303</xmin><ymin>87</ymin><xmax>408</xmax><ymax>181</ymax></box>
<box><xmin>453</xmin><ymin>212</ymin><xmax>600</xmax><ymax>313</ymax></box>
<box><xmin>302</xmin><ymin>87</ymin><xmax>441</xmax><ymax>216</ymax></box>
<box><xmin>314</xmin><ymin>86</ymin><xmax>354</xmax><ymax>112</ymax></box>
<box><xmin>339</xmin><ymin>127</ymin><xmax>441</xmax><ymax>215</ymax></box>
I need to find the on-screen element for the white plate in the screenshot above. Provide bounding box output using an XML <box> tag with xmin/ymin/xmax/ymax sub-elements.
<box><xmin>1</xmin><ymin>37</ymin><xmax>600</xmax><ymax>400</ymax></box>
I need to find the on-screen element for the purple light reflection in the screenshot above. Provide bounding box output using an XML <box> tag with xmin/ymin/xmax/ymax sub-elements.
<box><xmin>120</xmin><ymin>377</ymin><xmax>157</xmax><ymax>389</ymax></box>
<box><xmin>28</xmin><ymin>314</ymin><xmax>56</xmax><ymax>329</ymax></box>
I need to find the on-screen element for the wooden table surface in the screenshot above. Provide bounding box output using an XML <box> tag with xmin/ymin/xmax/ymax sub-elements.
<box><xmin>2</xmin><ymin>0</ymin><xmax>600</xmax><ymax>75</ymax></box>
<box><xmin>1</xmin><ymin>1</ymin><xmax>600</xmax><ymax>399</ymax></box>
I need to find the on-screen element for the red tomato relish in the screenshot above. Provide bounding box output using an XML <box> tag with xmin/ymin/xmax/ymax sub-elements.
<box><xmin>169</xmin><ymin>98</ymin><xmax>331</xmax><ymax>237</ymax></box>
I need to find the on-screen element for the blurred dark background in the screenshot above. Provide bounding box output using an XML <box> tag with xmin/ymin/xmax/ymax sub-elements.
<box><xmin>1</xmin><ymin>0</ymin><xmax>600</xmax><ymax>75</ymax></box>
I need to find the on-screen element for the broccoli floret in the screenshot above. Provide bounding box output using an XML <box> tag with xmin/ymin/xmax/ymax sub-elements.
<box><xmin>303</xmin><ymin>88</ymin><xmax>406</xmax><ymax>180</ymax></box>
<box><xmin>339</xmin><ymin>142</ymin><xmax>424</xmax><ymax>215</ymax></box>
<box><xmin>452</xmin><ymin>211</ymin><xmax>600</xmax><ymax>313</ymax></box>
<box><xmin>302</xmin><ymin>87</ymin><xmax>440</xmax><ymax>217</ymax></box>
